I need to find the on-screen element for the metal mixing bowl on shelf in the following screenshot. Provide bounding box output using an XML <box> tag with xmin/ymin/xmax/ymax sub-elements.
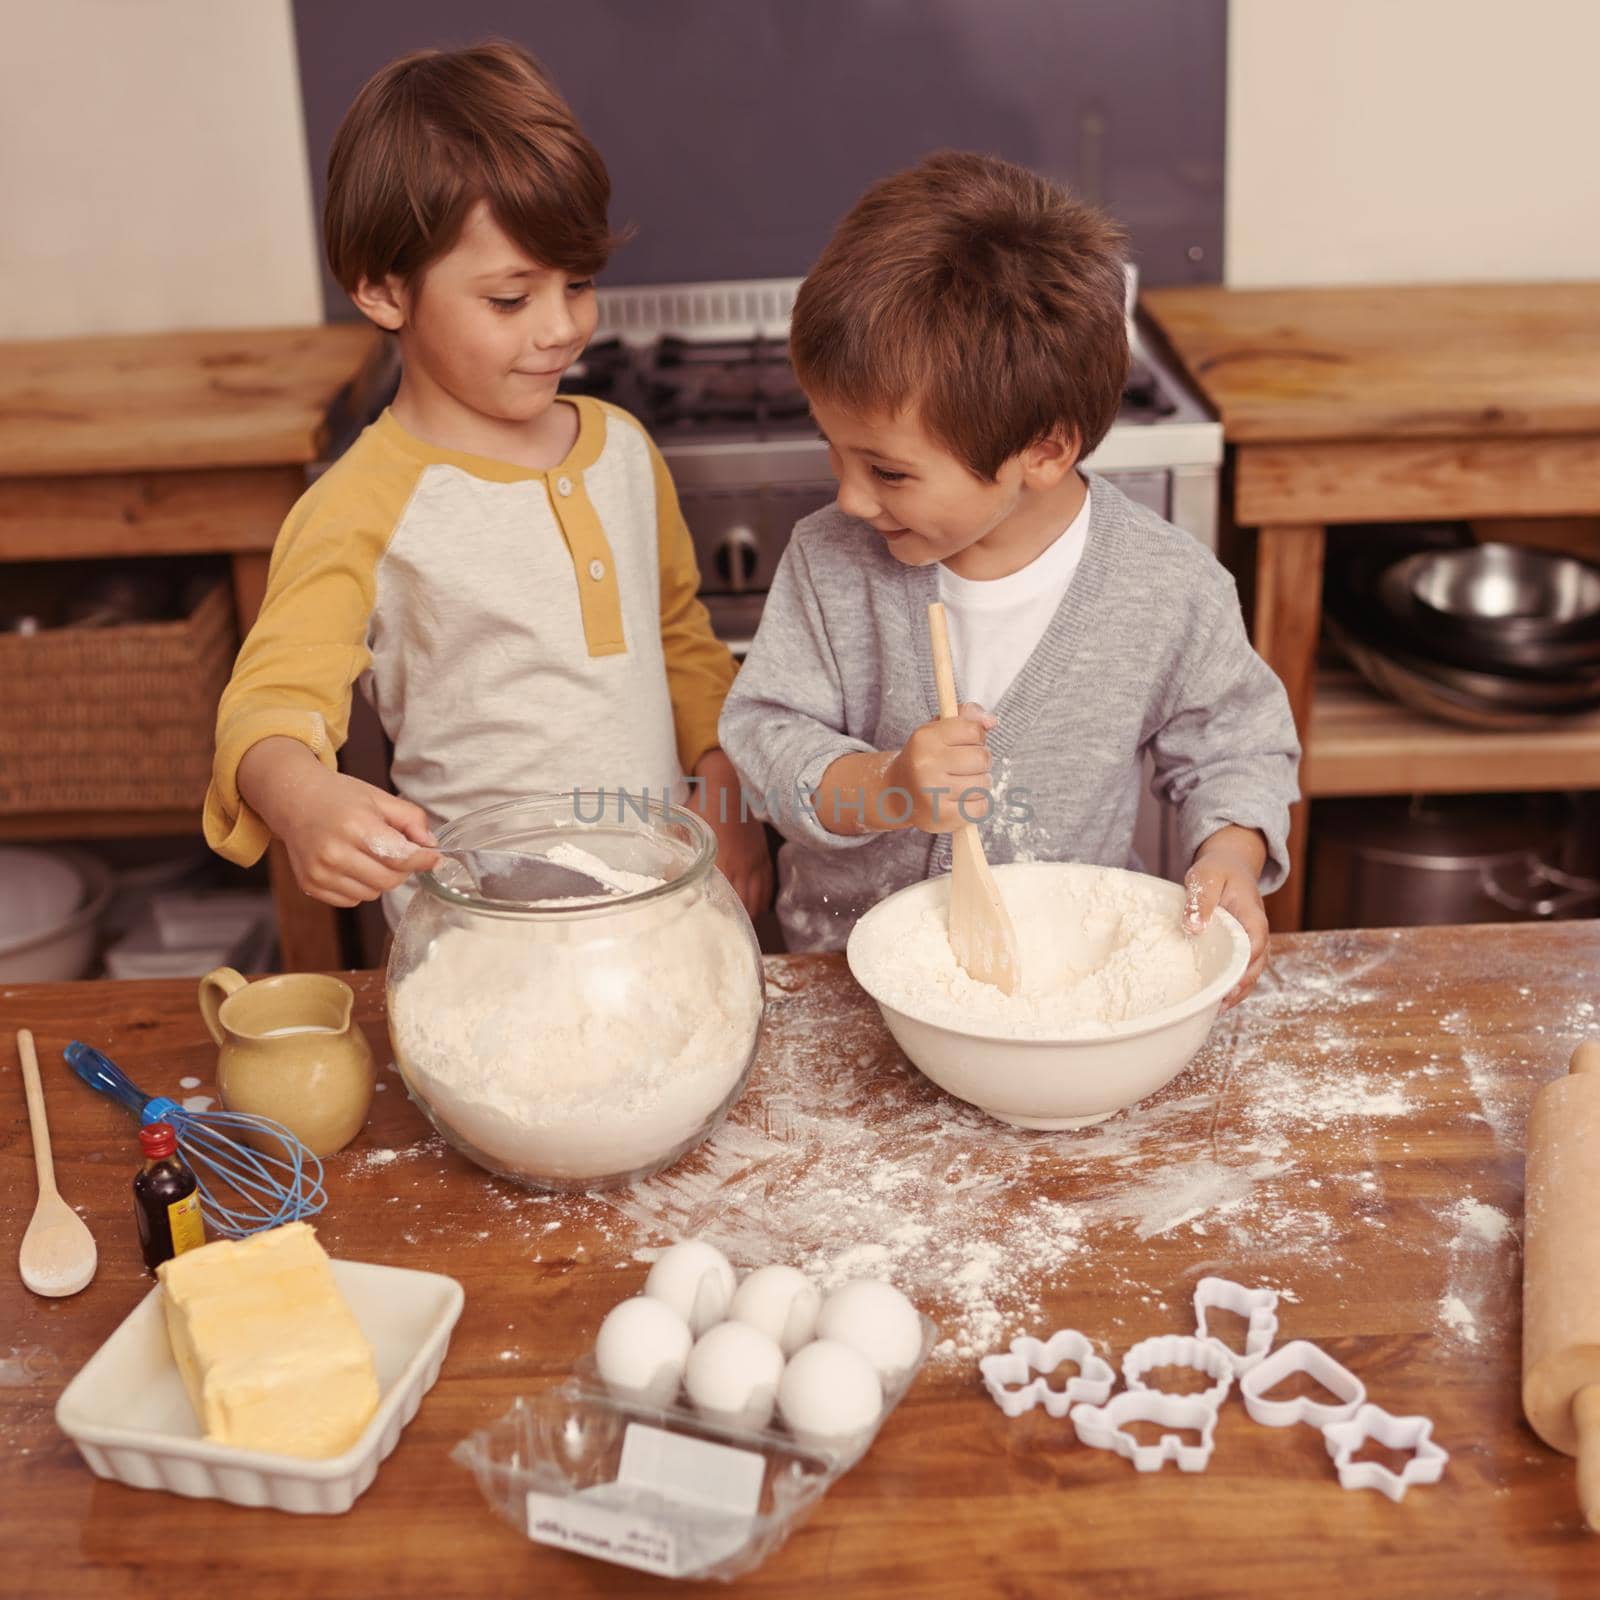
<box><xmin>1376</xmin><ymin>545</ymin><xmax>1600</xmax><ymax>675</ymax></box>
<box><xmin>1325</xmin><ymin>614</ymin><xmax>1600</xmax><ymax>729</ymax></box>
<box><xmin>846</xmin><ymin>863</ymin><xmax>1248</xmax><ymax>1130</ymax></box>
<box><xmin>385</xmin><ymin>793</ymin><xmax>765</xmax><ymax>1191</ymax></box>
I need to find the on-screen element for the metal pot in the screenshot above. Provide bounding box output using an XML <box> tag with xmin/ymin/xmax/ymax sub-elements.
<box><xmin>1306</xmin><ymin>794</ymin><xmax>1600</xmax><ymax>929</ymax></box>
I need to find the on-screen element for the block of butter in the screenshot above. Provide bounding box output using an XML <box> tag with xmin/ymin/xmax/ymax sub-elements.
<box><xmin>157</xmin><ymin>1221</ymin><xmax>380</xmax><ymax>1459</ymax></box>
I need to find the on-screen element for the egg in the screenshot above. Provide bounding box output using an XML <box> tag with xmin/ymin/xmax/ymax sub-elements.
<box><xmin>594</xmin><ymin>1295</ymin><xmax>693</xmax><ymax>1406</ymax></box>
<box><xmin>778</xmin><ymin>1339</ymin><xmax>883</xmax><ymax>1450</ymax></box>
<box><xmin>684</xmin><ymin>1321</ymin><xmax>785</xmax><ymax>1430</ymax></box>
<box><xmin>729</xmin><ymin>1264</ymin><xmax>821</xmax><ymax>1355</ymax></box>
<box><xmin>815</xmin><ymin>1279</ymin><xmax>923</xmax><ymax>1384</ymax></box>
<box><xmin>644</xmin><ymin>1239</ymin><xmax>737</xmax><ymax>1335</ymax></box>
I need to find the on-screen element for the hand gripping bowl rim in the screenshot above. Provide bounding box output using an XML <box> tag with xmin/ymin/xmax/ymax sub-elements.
<box><xmin>846</xmin><ymin>864</ymin><xmax>1250</xmax><ymax>1046</ymax></box>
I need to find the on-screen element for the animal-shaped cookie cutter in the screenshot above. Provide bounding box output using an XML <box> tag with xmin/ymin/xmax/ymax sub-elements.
<box><xmin>1122</xmin><ymin>1333</ymin><xmax>1235</xmax><ymax>1410</ymax></box>
<box><xmin>1193</xmin><ymin>1276</ymin><xmax>1279</xmax><ymax>1374</ymax></box>
<box><xmin>1239</xmin><ymin>1338</ymin><xmax>1367</xmax><ymax>1429</ymax></box>
<box><xmin>1070</xmin><ymin>1391</ymin><xmax>1219</xmax><ymax>1473</ymax></box>
<box><xmin>1322</xmin><ymin>1404</ymin><xmax>1449</xmax><ymax>1501</ymax></box>
<box><xmin>979</xmin><ymin>1329</ymin><xmax>1115</xmax><ymax>1418</ymax></box>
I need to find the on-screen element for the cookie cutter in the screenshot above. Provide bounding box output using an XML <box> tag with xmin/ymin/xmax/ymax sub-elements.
<box><xmin>1322</xmin><ymin>1404</ymin><xmax>1449</xmax><ymax>1502</ymax></box>
<box><xmin>1239</xmin><ymin>1338</ymin><xmax>1367</xmax><ymax>1429</ymax></box>
<box><xmin>979</xmin><ymin>1329</ymin><xmax>1115</xmax><ymax>1418</ymax></box>
<box><xmin>1070</xmin><ymin>1391</ymin><xmax>1219</xmax><ymax>1473</ymax></box>
<box><xmin>1121</xmin><ymin>1334</ymin><xmax>1234</xmax><ymax>1410</ymax></box>
<box><xmin>1193</xmin><ymin>1276</ymin><xmax>1279</xmax><ymax>1374</ymax></box>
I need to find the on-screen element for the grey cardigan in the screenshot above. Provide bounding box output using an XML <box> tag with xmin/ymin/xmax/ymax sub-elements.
<box><xmin>719</xmin><ymin>475</ymin><xmax>1301</xmax><ymax>951</ymax></box>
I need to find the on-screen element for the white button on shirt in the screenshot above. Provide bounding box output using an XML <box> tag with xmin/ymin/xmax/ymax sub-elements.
<box><xmin>936</xmin><ymin>489</ymin><xmax>1091</xmax><ymax>711</ymax></box>
<box><xmin>587</xmin><ymin>558</ymin><xmax>606</xmax><ymax>581</ymax></box>
<box><xmin>555</xmin><ymin>475</ymin><xmax>574</xmax><ymax>497</ymax></box>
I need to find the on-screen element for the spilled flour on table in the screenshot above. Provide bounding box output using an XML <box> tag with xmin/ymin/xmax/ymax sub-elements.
<box><xmin>1452</xmin><ymin>1198</ymin><xmax>1511</xmax><ymax>1245</ymax></box>
<box><xmin>1436</xmin><ymin>1194</ymin><xmax>1517</xmax><ymax>1348</ymax></box>
<box><xmin>594</xmin><ymin>938</ymin><xmax>1423</xmax><ymax>1361</ymax></box>
<box><xmin>347</xmin><ymin>928</ymin><xmax>1590</xmax><ymax>1367</ymax></box>
<box><xmin>1439</xmin><ymin>1293</ymin><xmax>1481</xmax><ymax>1345</ymax></box>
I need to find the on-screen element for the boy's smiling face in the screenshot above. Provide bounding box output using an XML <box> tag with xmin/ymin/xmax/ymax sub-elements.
<box><xmin>809</xmin><ymin>396</ymin><xmax>1082</xmax><ymax>580</ymax></box>
<box><xmin>356</xmin><ymin>201</ymin><xmax>598</xmax><ymax>441</ymax></box>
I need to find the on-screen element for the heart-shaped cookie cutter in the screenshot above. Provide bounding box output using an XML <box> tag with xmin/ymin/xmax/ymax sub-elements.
<box><xmin>979</xmin><ymin>1329</ymin><xmax>1115</xmax><ymax>1418</ymax></box>
<box><xmin>1322</xmin><ymin>1404</ymin><xmax>1449</xmax><ymax>1501</ymax></box>
<box><xmin>1239</xmin><ymin>1338</ymin><xmax>1367</xmax><ymax>1428</ymax></box>
<box><xmin>1193</xmin><ymin>1276</ymin><xmax>1279</xmax><ymax>1374</ymax></box>
<box><xmin>1070</xmin><ymin>1391</ymin><xmax>1219</xmax><ymax>1473</ymax></box>
<box><xmin>1121</xmin><ymin>1333</ymin><xmax>1234</xmax><ymax>1410</ymax></box>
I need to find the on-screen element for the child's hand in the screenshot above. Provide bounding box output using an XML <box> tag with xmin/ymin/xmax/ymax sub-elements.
<box><xmin>238</xmin><ymin>738</ymin><xmax>438</xmax><ymax>907</ymax></box>
<box><xmin>691</xmin><ymin>748</ymin><xmax>774</xmax><ymax>919</ymax></box>
<box><xmin>886</xmin><ymin>703</ymin><xmax>996</xmax><ymax>832</ymax></box>
<box><xmin>1183</xmin><ymin>825</ymin><xmax>1270</xmax><ymax>1008</ymax></box>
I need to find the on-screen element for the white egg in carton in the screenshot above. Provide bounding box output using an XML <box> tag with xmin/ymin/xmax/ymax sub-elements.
<box><xmin>591</xmin><ymin>1239</ymin><xmax>937</xmax><ymax>1464</ymax></box>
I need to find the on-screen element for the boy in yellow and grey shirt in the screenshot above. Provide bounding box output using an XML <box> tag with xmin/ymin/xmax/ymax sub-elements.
<box><xmin>205</xmin><ymin>43</ymin><xmax>769</xmax><ymax>918</ymax></box>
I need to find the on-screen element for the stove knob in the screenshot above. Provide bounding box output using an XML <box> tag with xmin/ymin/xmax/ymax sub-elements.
<box><xmin>715</xmin><ymin>525</ymin><xmax>760</xmax><ymax>592</ymax></box>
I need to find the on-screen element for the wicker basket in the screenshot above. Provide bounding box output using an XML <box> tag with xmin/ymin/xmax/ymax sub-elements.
<box><xmin>0</xmin><ymin>583</ymin><xmax>236</xmax><ymax>814</ymax></box>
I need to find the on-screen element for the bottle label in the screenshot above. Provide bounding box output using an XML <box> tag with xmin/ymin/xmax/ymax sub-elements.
<box><xmin>167</xmin><ymin>1191</ymin><xmax>205</xmax><ymax>1256</ymax></box>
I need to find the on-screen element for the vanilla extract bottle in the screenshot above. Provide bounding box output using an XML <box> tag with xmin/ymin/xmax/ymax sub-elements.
<box><xmin>133</xmin><ymin>1122</ymin><xmax>205</xmax><ymax>1271</ymax></box>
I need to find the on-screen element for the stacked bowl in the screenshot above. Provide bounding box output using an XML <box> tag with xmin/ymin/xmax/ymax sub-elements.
<box><xmin>0</xmin><ymin>846</ymin><xmax>112</xmax><ymax>981</ymax></box>
<box><xmin>1327</xmin><ymin>541</ymin><xmax>1600</xmax><ymax>729</ymax></box>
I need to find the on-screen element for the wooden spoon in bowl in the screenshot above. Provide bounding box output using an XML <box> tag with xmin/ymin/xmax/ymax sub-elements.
<box><xmin>16</xmin><ymin>1028</ymin><xmax>97</xmax><ymax>1298</ymax></box>
<box><xmin>927</xmin><ymin>603</ymin><xmax>1020</xmax><ymax>995</ymax></box>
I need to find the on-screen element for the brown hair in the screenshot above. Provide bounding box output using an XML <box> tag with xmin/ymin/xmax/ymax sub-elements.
<box><xmin>323</xmin><ymin>41</ymin><xmax>626</xmax><ymax>292</ymax></box>
<box><xmin>790</xmin><ymin>151</ymin><xmax>1129</xmax><ymax>478</ymax></box>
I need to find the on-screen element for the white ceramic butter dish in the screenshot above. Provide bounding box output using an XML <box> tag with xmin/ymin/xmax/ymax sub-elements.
<box><xmin>55</xmin><ymin>1258</ymin><xmax>463</xmax><ymax>1514</ymax></box>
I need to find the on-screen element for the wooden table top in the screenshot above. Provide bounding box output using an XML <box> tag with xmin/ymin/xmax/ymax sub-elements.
<box><xmin>1142</xmin><ymin>281</ymin><xmax>1600</xmax><ymax>446</ymax></box>
<box><xmin>0</xmin><ymin>323</ymin><xmax>379</xmax><ymax>478</ymax></box>
<box><xmin>3</xmin><ymin>923</ymin><xmax>1597</xmax><ymax>1598</ymax></box>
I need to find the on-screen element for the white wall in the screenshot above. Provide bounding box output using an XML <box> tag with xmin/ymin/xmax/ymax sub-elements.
<box><xmin>1227</xmin><ymin>0</ymin><xmax>1600</xmax><ymax>287</ymax></box>
<box><xmin>0</xmin><ymin>0</ymin><xmax>322</xmax><ymax>339</ymax></box>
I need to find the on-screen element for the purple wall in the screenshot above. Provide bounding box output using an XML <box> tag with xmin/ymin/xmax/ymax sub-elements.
<box><xmin>293</xmin><ymin>0</ymin><xmax>1224</xmax><ymax>315</ymax></box>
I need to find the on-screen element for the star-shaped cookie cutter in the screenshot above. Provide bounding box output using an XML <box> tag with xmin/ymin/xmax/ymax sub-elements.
<box><xmin>1193</xmin><ymin>1276</ymin><xmax>1280</xmax><ymax>1374</ymax></box>
<box><xmin>1122</xmin><ymin>1333</ymin><xmax>1235</xmax><ymax>1410</ymax></box>
<box><xmin>979</xmin><ymin>1329</ymin><xmax>1115</xmax><ymax>1418</ymax></box>
<box><xmin>1239</xmin><ymin>1338</ymin><xmax>1367</xmax><ymax>1429</ymax></box>
<box><xmin>1070</xmin><ymin>1391</ymin><xmax>1219</xmax><ymax>1473</ymax></box>
<box><xmin>1321</xmin><ymin>1404</ymin><xmax>1449</xmax><ymax>1501</ymax></box>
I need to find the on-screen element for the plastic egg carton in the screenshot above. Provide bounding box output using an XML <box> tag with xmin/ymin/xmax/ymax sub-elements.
<box><xmin>454</xmin><ymin>1254</ymin><xmax>938</xmax><ymax>1583</ymax></box>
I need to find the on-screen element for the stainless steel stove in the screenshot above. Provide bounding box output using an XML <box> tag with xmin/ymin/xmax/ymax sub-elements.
<box><xmin>565</xmin><ymin>273</ymin><xmax>1223</xmax><ymax>656</ymax></box>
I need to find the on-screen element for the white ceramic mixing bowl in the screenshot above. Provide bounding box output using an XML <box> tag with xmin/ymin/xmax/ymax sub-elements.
<box><xmin>846</xmin><ymin>864</ymin><xmax>1249</xmax><ymax>1129</ymax></box>
<box><xmin>0</xmin><ymin>847</ymin><xmax>113</xmax><ymax>982</ymax></box>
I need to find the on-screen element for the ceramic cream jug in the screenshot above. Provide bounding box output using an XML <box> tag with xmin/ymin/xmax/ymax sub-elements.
<box><xmin>199</xmin><ymin>967</ymin><xmax>375</xmax><ymax>1157</ymax></box>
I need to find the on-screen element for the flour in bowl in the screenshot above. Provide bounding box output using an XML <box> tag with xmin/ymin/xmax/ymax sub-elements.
<box><xmin>849</xmin><ymin>863</ymin><xmax>1204</xmax><ymax>1038</ymax></box>
<box><xmin>388</xmin><ymin>853</ymin><xmax>763</xmax><ymax>1184</ymax></box>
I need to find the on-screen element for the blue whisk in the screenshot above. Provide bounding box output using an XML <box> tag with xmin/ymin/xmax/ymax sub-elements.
<box><xmin>65</xmin><ymin>1042</ymin><xmax>326</xmax><ymax>1237</ymax></box>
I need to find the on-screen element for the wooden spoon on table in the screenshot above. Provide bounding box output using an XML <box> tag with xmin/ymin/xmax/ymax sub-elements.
<box><xmin>927</xmin><ymin>602</ymin><xmax>1020</xmax><ymax>994</ymax></box>
<box><xmin>16</xmin><ymin>1028</ymin><xmax>98</xmax><ymax>1297</ymax></box>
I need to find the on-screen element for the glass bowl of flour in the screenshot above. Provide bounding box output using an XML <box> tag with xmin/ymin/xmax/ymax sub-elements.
<box><xmin>846</xmin><ymin>862</ymin><xmax>1248</xmax><ymax>1130</ymax></box>
<box><xmin>386</xmin><ymin>793</ymin><xmax>765</xmax><ymax>1190</ymax></box>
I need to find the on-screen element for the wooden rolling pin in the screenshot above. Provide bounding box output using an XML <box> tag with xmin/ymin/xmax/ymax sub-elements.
<box><xmin>1523</xmin><ymin>1038</ymin><xmax>1600</xmax><ymax>1531</ymax></box>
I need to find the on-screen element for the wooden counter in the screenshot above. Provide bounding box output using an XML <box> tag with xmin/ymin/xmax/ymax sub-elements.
<box><xmin>0</xmin><ymin>323</ymin><xmax>382</xmax><ymax>971</ymax></box>
<box><xmin>3</xmin><ymin>927</ymin><xmax>1598</xmax><ymax>1598</ymax></box>
<box><xmin>1142</xmin><ymin>283</ymin><xmax>1600</xmax><ymax>931</ymax></box>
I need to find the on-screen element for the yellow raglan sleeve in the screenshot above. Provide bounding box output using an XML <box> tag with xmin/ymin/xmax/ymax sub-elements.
<box><xmin>649</xmin><ymin>438</ymin><xmax>738</xmax><ymax>774</ymax></box>
<box><xmin>202</xmin><ymin>464</ymin><xmax>400</xmax><ymax>866</ymax></box>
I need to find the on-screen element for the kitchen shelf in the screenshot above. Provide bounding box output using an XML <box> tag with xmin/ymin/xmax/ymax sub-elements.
<box><xmin>1305</xmin><ymin>670</ymin><xmax>1600</xmax><ymax>797</ymax></box>
<box><xmin>0</xmin><ymin>809</ymin><xmax>201</xmax><ymax>842</ymax></box>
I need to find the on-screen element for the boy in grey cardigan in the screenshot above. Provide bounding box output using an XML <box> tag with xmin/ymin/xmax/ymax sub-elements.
<box><xmin>719</xmin><ymin>153</ymin><xmax>1299</xmax><ymax>1003</ymax></box>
